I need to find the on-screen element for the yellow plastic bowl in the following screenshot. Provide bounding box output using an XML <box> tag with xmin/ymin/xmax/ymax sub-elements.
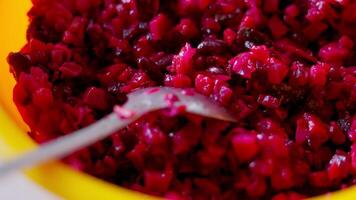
<box><xmin>0</xmin><ymin>1</ymin><xmax>354</xmax><ymax>199</ymax></box>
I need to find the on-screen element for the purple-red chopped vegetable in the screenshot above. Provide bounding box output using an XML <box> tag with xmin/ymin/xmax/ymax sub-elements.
<box><xmin>7</xmin><ymin>0</ymin><xmax>356</xmax><ymax>199</ymax></box>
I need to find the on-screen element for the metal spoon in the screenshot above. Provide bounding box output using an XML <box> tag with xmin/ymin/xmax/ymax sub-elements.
<box><xmin>0</xmin><ymin>87</ymin><xmax>235</xmax><ymax>176</ymax></box>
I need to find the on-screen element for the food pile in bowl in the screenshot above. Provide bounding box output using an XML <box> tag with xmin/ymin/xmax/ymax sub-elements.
<box><xmin>6</xmin><ymin>0</ymin><xmax>356</xmax><ymax>199</ymax></box>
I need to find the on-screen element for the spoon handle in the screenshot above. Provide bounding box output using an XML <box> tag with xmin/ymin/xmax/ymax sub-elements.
<box><xmin>0</xmin><ymin>113</ymin><xmax>129</xmax><ymax>176</ymax></box>
<box><xmin>0</xmin><ymin>87</ymin><xmax>235</xmax><ymax>177</ymax></box>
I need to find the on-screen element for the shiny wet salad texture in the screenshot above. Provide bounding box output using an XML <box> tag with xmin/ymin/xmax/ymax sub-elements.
<box><xmin>7</xmin><ymin>0</ymin><xmax>356</xmax><ymax>199</ymax></box>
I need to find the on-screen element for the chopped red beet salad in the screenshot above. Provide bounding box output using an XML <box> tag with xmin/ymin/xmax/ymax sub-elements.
<box><xmin>7</xmin><ymin>0</ymin><xmax>356</xmax><ymax>199</ymax></box>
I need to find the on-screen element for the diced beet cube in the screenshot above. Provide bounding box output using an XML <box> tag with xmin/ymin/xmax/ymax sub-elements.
<box><xmin>223</xmin><ymin>28</ymin><xmax>236</xmax><ymax>45</ymax></box>
<box><xmin>59</xmin><ymin>62</ymin><xmax>82</xmax><ymax>78</ymax></box>
<box><xmin>230</xmin><ymin>52</ymin><xmax>256</xmax><ymax>79</ymax></box>
<box><xmin>83</xmin><ymin>87</ymin><xmax>109</xmax><ymax>110</ymax></box>
<box><xmin>296</xmin><ymin>113</ymin><xmax>330</xmax><ymax>149</ymax></box>
<box><xmin>309</xmin><ymin>171</ymin><xmax>331</xmax><ymax>188</ymax></box>
<box><xmin>309</xmin><ymin>62</ymin><xmax>330</xmax><ymax>87</ymax></box>
<box><xmin>32</xmin><ymin>88</ymin><xmax>54</xmax><ymax>108</ymax></box>
<box><xmin>257</xmin><ymin>95</ymin><xmax>280</xmax><ymax>108</ymax></box>
<box><xmin>172</xmin><ymin>43</ymin><xmax>196</xmax><ymax>74</ymax></box>
<box><xmin>266</xmin><ymin>58</ymin><xmax>289</xmax><ymax>84</ymax></box>
<box><xmin>327</xmin><ymin>151</ymin><xmax>350</xmax><ymax>181</ymax></box>
<box><xmin>176</xmin><ymin>18</ymin><xmax>199</xmax><ymax>39</ymax></box>
<box><xmin>149</xmin><ymin>13</ymin><xmax>171</xmax><ymax>41</ymax></box>
<box><xmin>232</xmin><ymin>131</ymin><xmax>259</xmax><ymax>162</ymax></box>
<box><xmin>144</xmin><ymin>169</ymin><xmax>173</xmax><ymax>193</ymax></box>
<box><xmin>195</xmin><ymin>74</ymin><xmax>214</xmax><ymax>96</ymax></box>
<box><xmin>268</xmin><ymin>15</ymin><xmax>288</xmax><ymax>38</ymax></box>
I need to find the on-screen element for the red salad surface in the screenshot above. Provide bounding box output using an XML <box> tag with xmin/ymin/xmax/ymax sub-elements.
<box><xmin>7</xmin><ymin>0</ymin><xmax>356</xmax><ymax>199</ymax></box>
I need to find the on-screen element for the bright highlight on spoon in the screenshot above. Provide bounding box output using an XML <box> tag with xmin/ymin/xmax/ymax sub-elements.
<box><xmin>0</xmin><ymin>87</ymin><xmax>235</xmax><ymax>176</ymax></box>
